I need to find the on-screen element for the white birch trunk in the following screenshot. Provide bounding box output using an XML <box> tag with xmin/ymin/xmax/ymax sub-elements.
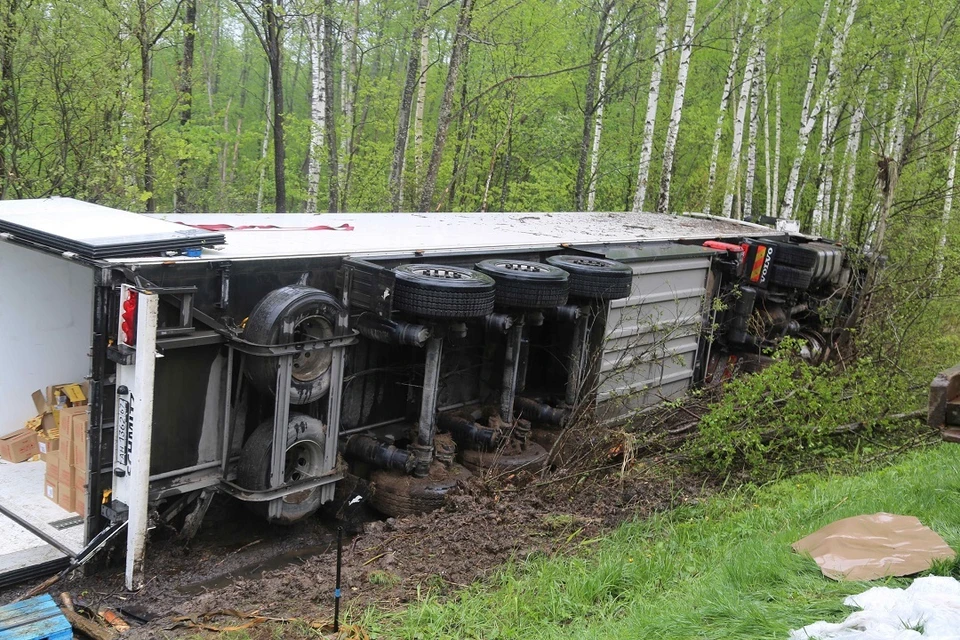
<box><xmin>704</xmin><ymin>12</ymin><xmax>747</xmax><ymax>216</ymax></box>
<box><xmin>811</xmin><ymin>0</ymin><xmax>859</xmax><ymax>234</ymax></box>
<box><xmin>779</xmin><ymin>0</ymin><xmax>833</xmax><ymax>220</ymax></box>
<box><xmin>305</xmin><ymin>14</ymin><xmax>326</xmax><ymax>214</ymax></box>
<box><xmin>773</xmin><ymin>78</ymin><xmax>782</xmax><ymax>214</ymax></box>
<box><xmin>632</xmin><ymin>0</ymin><xmax>669</xmax><ymax>213</ymax></box>
<box><xmin>656</xmin><ymin>0</ymin><xmax>698</xmax><ymax>214</ymax></box>
<box><xmin>762</xmin><ymin>54</ymin><xmax>772</xmax><ymax>218</ymax></box>
<box><xmin>937</xmin><ymin>119</ymin><xmax>960</xmax><ymax>278</ymax></box>
<box><xmin>836</xmin><ymin>97</ymin><xmax>864</xmax><ymax>238</ymax></box>
<box><xmin>744</xmin><ymin>57</ymin><xmax>762</xmax><ymax>218</ymax></box>
<box><xmin>587</xmin><ymin>46</ymin><xmax>609</xmax><ymax>212</ymax></box>
<box><xmin>414</xmin><ymin>26</ymin><xmax>429</xmax><ymax>181</ymax></box>
<box><xmin>721</xmin><ymin>2</ymin><xmax>765</xmax><ymax>219</ymax></box>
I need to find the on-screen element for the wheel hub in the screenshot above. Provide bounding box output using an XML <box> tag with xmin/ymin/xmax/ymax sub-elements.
<box><xmin>292</xmin><ymin>316</ymin><xmax>334</xmax><ymax>382</ymax></box>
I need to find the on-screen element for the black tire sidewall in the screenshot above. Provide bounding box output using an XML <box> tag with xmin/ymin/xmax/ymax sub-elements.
<box><xmin>243</xmin><ymin>285</ymin><xmax>342</xmax><ymax>405</ymax></box>
<box><xmin>237</xmin><ymin>413</ymin><xmax>328</xmax><ymax>524</ymax></box>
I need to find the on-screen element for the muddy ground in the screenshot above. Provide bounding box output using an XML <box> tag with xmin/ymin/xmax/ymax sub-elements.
<box><xmin>3</xmin><ymin>418</ymin><xmax>716</xmax><ymax>638</ymax></box>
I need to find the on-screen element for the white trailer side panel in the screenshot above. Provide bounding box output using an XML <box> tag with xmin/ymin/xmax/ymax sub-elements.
<box><xmin>0</xmin><ymin>241</ymin><xmax>93</xmax><ymax>435</ymax></box>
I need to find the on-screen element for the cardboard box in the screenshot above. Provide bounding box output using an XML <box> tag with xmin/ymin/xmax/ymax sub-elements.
<box><xmin>58</xmin><ymin>459</ymin><xmax>73</xmax><ymax>487</ymax></box>
<box><xmin>32</xmin><ymin>382</ymin><xmax>88</xmax><ymax>435</ymax></box>
<box><xmin>72</xmin><ymin>415</ymin><xmax>88</xmax><ymax>470</ymax></box>
<box><xmin>45</xmin><ymin>449</ymin><xmax>60</xmax><ymax>477</ymax></box>
<box><xmin>37</xmin><ymin>431</ymin><xmax>59</xmax><ymax>461</ymax></box>
<box><xmin>58</xmin><ymin>406</ymin><xmax>86</xmax><ymax>450</ymax></box>
<box><xmin>57</xmin><ymin>482</ymin><xmax>73</xmax><ymax>512</ymax></box>
<box><xmin>74</xmin><ymin>491</ymin><xmax>86</xmax><ymax>516</ymax></box>
<box><xmin>0</xmin><ymin>429</ymin><xmax>39</xmax><ymax>463</ymax></box>
<box><xmin>44</xmin><ymin>479</ymin><xmax>58</xmax><ymax>504</ymax></box>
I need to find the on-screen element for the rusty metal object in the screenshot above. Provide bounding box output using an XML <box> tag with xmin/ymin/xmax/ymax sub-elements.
<box><xmin>513</xmin><ymin>396</ymin><xmax>569</xmax><ymax>427</ymax></box>
<box><xmin>459</xmin><ymin>438</ymin><xmax>549</xmax><ymax>475</ymax></box>
<box><xmin>929</xmin><ymin>364</ymin><xmax>960</xmax><ymax>442</ymax></box>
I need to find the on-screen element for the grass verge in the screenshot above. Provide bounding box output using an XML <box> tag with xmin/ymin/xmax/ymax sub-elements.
<box><xmin>364</xmin><ymin>443</ymin><xmax>960</xmax><ymax>639</ymax></box>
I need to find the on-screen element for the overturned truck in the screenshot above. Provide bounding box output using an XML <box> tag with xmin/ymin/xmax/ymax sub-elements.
<box><xmin>0</xmin><ymin>198</ymin><xmax>857</xmax><ymax>589</ymax></box>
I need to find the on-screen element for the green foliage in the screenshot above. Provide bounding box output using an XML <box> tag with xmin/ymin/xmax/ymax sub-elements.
<box><xmin>690</xmin><ymin>338</ymin><xmax>917</xmax><ymax>475</ymax></box>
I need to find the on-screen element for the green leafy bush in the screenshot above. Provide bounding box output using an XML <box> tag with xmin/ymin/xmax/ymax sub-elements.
<box><xmin>689</xmin><ymin>338</ymin><xmax>917</xmax><ymax>474</ymax></box>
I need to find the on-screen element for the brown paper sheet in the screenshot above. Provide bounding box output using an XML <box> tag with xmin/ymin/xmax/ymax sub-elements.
<box><xmin>792</xmin><ymin>512</ymin><xmax>955</xmax><ymax>581</ymax></box>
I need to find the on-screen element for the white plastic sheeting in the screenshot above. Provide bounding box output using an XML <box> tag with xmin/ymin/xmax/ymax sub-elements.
<box><xmin>790</xmin><ymin>576</ymin><xmax>960</xmax><ymax>639</ymax></box>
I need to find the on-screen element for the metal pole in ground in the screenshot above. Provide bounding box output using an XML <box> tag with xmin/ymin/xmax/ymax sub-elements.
<box><xmin>334</xmin><ymin>526</ymin><xmax>343</xmax><ymax>632</ymax></box>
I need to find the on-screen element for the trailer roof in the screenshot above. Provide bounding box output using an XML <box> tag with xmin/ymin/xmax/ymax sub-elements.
<box><xmin>0</xmin><ymin>198</ymin><xmax>772</xmax><ymax>263</ymax></box>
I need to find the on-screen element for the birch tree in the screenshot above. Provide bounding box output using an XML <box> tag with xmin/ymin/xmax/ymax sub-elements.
<box><xmin>418</xmin><ymin>0</ymin><xmax>474</xmax><ymax>212</ymax></box>
<box><xmin>704</xmin><ymin>12</ymin><xmax>747</xmax><ymax>216</ymax></box>
<box><xmin>632</xmin><ymin>0</ymin><xmax>668</xmax><ymax>212</ymax></box>
<box><xmin>779</xmin><ymin>0</ymin><xmax>832</xmax><ymax>220</ymax></box>
<box><xmin>811</xmin><ymin>0</ymin><xmax>859</xmax><ymax>234</ymax></box>
<box><xmin>656</xmin><ymin>0</ymin><xmax>698</xmax><ymax>214</ymax></box>
<box><xmin>835</xmin><ymin>96</ymin><xmax>864</xmax><ymax>238</ymax></box>
<box><xmin>587</xmin><ymin>45</ymin><xmax>610</xmax><ymax>212</ymax></box>
<box><xmin>388</xmin><ymin>0</ymin><xmax>430</xmax><ymax>211</ymax></box>
<box><xmin>414</xmin><ymin>16</ymin><xmax>430</xmax><ymax>187</ymax></box>
<box><xmin>937</xmin><ymin>119</ymin><xmax>960</xmax><ymax>278</ymax></box>
<box><xmin>305</xmin><ymin>13</ymin><xmax>325</xmax><ymax>213</ymax></box>
<box><xmin>743</xmin><ymin>60</ymin><xmax>762</xmax><ymax>218</ymax></box>
<box><xmin>575</xmin><ymin>0</ymin><xmax>613</xmax><ymax>211</ymax></box>
<box><xmin>721</xmin><ymin>0</ymin><xmax>765</xmax><ymax>219</ymax></box>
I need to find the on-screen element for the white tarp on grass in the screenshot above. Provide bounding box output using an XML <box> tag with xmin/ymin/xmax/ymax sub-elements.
<box><xmin>790</xmin><ymin>576</ymin><xmax>960</xmax><ymax>639</ymax></box>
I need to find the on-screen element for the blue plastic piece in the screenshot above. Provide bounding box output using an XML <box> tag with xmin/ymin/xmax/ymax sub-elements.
<box><xmin>0</xmin><ymin>594</ymin><xmax>72</xmax><ymax>639</ymax></box>
<box><xmin>183</xmin><ymin>247</ymin><xmax>203</xmax><ymax>257</ymax></box>
<box><xmin>334</xmin><ymin>588</ymin><xmax>341</xmax><ymax>598</ymax></box>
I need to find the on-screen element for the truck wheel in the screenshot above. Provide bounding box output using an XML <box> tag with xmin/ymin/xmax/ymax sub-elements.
<box><xmin>237</xmin><ymin>413</ymin><xmax>328</xmax><ymax>524</ymax></box>
<box><xmin>370</xmin><ymin>463</ymin><xmax>471</xmax><ymax>517</ymax></box>
<box><xmin>475</xmin><ymin>259</ymin><xmax>569</xmax><ymax>309</ymax></box>
<box><xmin>545</xmin><ymin>255</ymin><xmax>633</xmax><ymax>300</ymax></box>
<box><xmin>393</xmin><ymin>264</ymin><xmax>496</xmax><ymax>319</ymax></box>
<box><xmin>244</xmin><ymin>285</ymin><xmax>342</xmax><ymax>405</ymax></box>
<box><xmin>770</xmin><ymin>265</ymin><xmax>813</xmax><ymax>290</ymax></box>
<box><xmin>769</xmin><ymin>242</ymin><xmax>818</xmax><ymax>270</ymax></box>
<box><xmin>460</xmin><ymin>441</ymin><xmax>549</xmax><ymax>475</ymax></box>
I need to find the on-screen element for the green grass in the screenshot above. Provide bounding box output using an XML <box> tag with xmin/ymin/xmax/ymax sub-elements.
<box><xmin>368</xmin><ymin>443</ymin><xmax>960</xmax><ymax>639</ymax></box>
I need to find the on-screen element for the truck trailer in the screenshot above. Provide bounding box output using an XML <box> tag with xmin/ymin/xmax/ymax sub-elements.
<box><xmin>0</xmin><ymin>197</ymin><xmax>856</xmax><ymax>590</ymax></box>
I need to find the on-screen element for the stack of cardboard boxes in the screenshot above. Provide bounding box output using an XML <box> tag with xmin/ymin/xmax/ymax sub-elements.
<box><xmin>0</xmin><ymin>382</ymin><xmax>89</xmax><ymax>516</ymax></box>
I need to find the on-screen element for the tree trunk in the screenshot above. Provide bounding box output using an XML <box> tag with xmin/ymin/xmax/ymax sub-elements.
<box><xmin>773</xmin><ymin>77</ymin><xmax>781</xmax><ymax>215</ymax></box>
<box><xmin>704</xmin><ymin>11</ymin><xmax>746</xmax><ymax>216</ymax></box>
<box><xmin>0</xmin><ymin>0</ymin><xmax>23</xmax><ymax>198</ymax></box>
<box><xmin>175</xmin><ymin>0</ymin><xmax>197</xmax><ymax>213</ymax></box>
<box><xmin>257</xmin><ymin>72</ymin><xmax>272</xmax><ymax>213</ymax></box>
<box><xmin>575</xmin><ymin>0</ymin><xmax>612</xmax><ymax>211</ymax></box>
<box><xmin>631</xmin><ymin>0</ymin><xmax>668</xmax><ymax>212</ymax></box>
<box><xmin>138</xmin><ymin>0</ymin><xmax>155</xmax><ymax>212</ymax></box>
<box><xmin>389</xmin><ymin>0</ymin><xmax>430</xmax><ymax>211</ymax></box>
<box><xmin>936</xmin><ymin>119</ymin><xmax>960</xmax><ymax>278</ymax></box>
<box><xmin>656</xmin><ymin>0</ymin><xmax>698</xmax><ymax>214</ymax></box>
<box><xmin>414</xmin><ymin>18</ymin><xmax>429</xmax><ymax>189</ymax></box>
<box><xmin>836</xmin><ymin>96</ymin><xmax>864</xmax><ymax>238</ymax></box>
<box><xmin>587</xmin><ymin>45</ymin><xmax>610</xmax><ymax>212</ymax></box>
<box><xmin>417</xmin><ymin>0</ymin><xmax>473</xmax><ymax>212</ymax></box>
<box><xmin>721</xmin><ymin>3</ymin><xmax>764</xmax><ymax>220</ymax></box>
<box><xmin>340</xmin><ymin>0</ymin><xmax>359</xmax><ymax>210</ymax></box>
<box><xmin>322</xmin><ymin>0</ymin><xmax>339</xmax><ymax>212</ymax></box>
<box><xmin>811</xmin><ymin>0</ymin><xmax>859</xmax><ymax>234</ymax></box>
<box><xmin>306</xmin><ymin>14</ymin><xmax>325</xmax><ymax>213</ymax></box>
<box><xmin>779</xmin><ymin>0</ymin><xmax>832</xmax><ymax>220</ymax></box>
<box><xmin>762</xmin><ymin>55</ymin><xmax>772</xmax><ymax>218</ymax></box>
<box><xmin>743</xmin><ymin>57</ymin><xmax>762</xmax><ymax>218</ymax></box>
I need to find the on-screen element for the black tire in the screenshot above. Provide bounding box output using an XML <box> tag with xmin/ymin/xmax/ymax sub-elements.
<box><xmin>475</xmin><ymin>259</ymin><xmax>569</xmax><ymax>309</ymax></box>
<box><xmin>460</xmin><ymin>442</ymin><xmax>549</xmax><ymax>475</ymax></box>
<box><xmin>393</xmin><ymin>264</ymin><xmax>496</xmax><ymax>319</ymax></box>
<box><xmin>546</xmin><ymin>255</ymin><xmax>633</xmax><ymax>300</ymax></box>
<box><xmin>243</xmin><ymin>285</ymin><xmax>342</xmax><ymax>405</ymax></box>
<box><xmin>237</xmin><ymin>413</ymin><xmax>328</xmax><ymax>524</ymax></box>
<box><xmin>769</xmin><ymin>264</ymin><xmax>813</xmax><ymax>290</ymax></box>
<box><xmin>369</xmin><ymin>464</ymin><xmax>471</xmax><ymax>517</ymax></box>
<box><xmin>769</xmin><ymin>242</ymin><xmax>818</xmax><ymax>270</ymax></box>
